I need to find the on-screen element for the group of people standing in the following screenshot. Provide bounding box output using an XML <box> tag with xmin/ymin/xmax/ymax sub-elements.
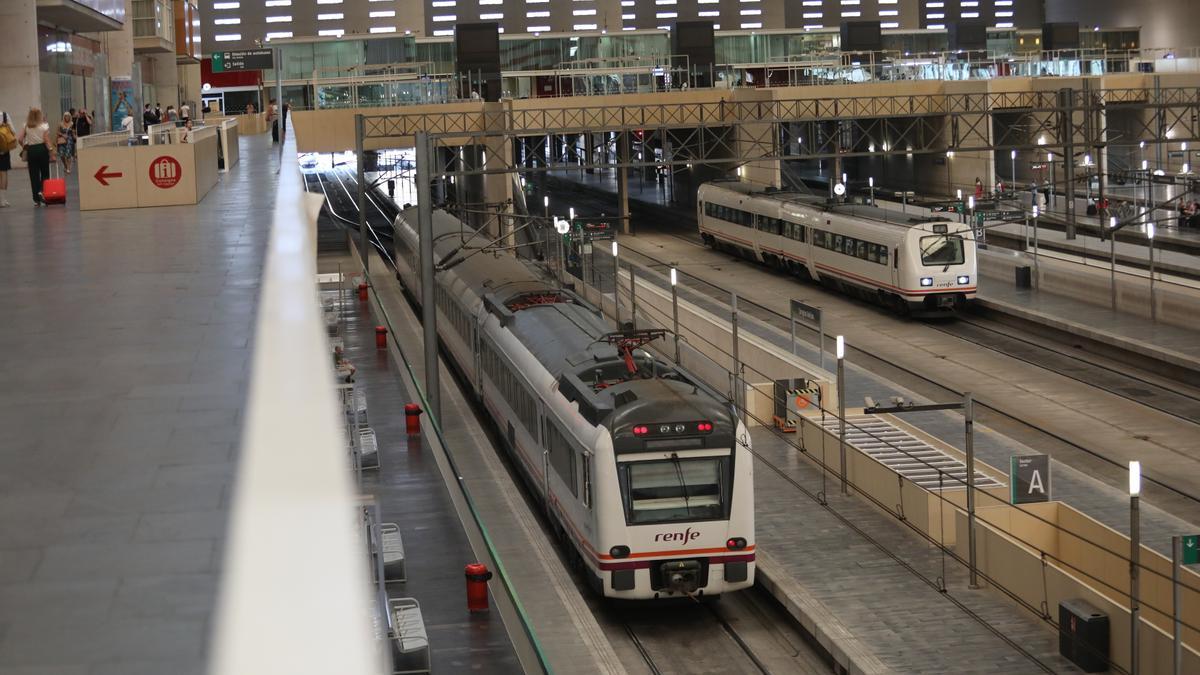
<box><xmin>0</xmin><ymin>107</ymin><xmax>95</xmax><ymax>207</ymax></box>
<box><xmin>142</xmin><ymin>102</ymin><xmax>191</xmax><ymax>129</ymax></box>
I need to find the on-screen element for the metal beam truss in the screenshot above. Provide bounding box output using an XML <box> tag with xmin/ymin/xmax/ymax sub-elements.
<box><xmin>359</xmin><ymin>86</ymin><xmax>1200</xmax><ymax>178</ymax></box>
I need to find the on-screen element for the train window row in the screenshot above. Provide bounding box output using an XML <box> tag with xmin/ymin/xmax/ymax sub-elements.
<box><xmin>480</xmin><ymin>340</ymin><xmax>538</xmax><ymax>438</ymax></box>
<box><xmin>544</xmin><ymin>421</ymin><xmax>580</xmax><ymax>500</ymax></box>
<box><xmin>435</xmin><ymin>284</ymin><xmax>472</xmax><ymax>341</ymax></box>
<box><xmin>704</xmin><ymin>201</ymin><xmax>752</xmax><ymax>227</ymax></box>
<box><xmin>480</xmin><ymin>338</ymin><xmax>592</xmax><ymax>508</ymax></box>
<box><xmin>703</xmin><ymin>202</ymin><xmax>806</xmax><ymax>242</ymax></box>
<box><xmin>811</xmin><ymin>229</ymin><xmax>890</xmax><ymax>266</ymax></box>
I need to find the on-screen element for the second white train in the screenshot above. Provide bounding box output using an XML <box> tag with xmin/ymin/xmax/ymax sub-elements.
<box><xmin>698</xmin><ymin>181</ymin><xmax>977</xmax><ymax>314</ymax></box>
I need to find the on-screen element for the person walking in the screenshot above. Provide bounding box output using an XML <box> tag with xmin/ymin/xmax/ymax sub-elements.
<box><xmin>166</xmin><ymin>105</ymin><xmax>177</xmax><ymax>123</ymax></box>
<box><xmin>17</xmin><ymin>108</ymin><xmax>54</xmax><ymax>206</ymax></box>
<box><xmin>74</xmin><ymin>108</ymin><xmax>93</xmax><ymax>138</ymax></box>
<box><xmin>142</xmin><ymin>103</ymin><xmax>156</xmax><ymax>131</ymax></box>
<box><xmin>56</xmin><ymin>112</ymin><xmax>75</xmax><ymax>175</ymax></box>
<box><xmin>179</xmin><ymin>102</ymin><xmax>190</xmax><ymax>125</ymax></box>
<box><xmin>267</xmin><ymin>98</ymin><xmax>279</xmax><ymax>143</ymax></box>
<box><xmin>154</xmin><ymin>102</ymin><xmax>163</xmax><ymax>124</ymax></box>
<box><xmin>974</xmin><ymin>177</ymin><xmax>983</xmax><ymax>200</ymax></box>
<box><xmin>0</xmin><ymin>111</ymin><xmax>15</xmax><ymax>207</ymax></box>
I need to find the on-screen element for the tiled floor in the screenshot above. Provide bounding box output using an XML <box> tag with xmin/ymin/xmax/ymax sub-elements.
<box><xmin>0</xmin><ymin>134</ymin><xmax>276</xmax><ymax>673</ymax></box>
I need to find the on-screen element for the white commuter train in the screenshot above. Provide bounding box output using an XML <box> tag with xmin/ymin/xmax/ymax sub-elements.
<box><xmin>392</xmin><ymin>209</ymin><xmax>755</xmax><ymax>600</ymax></box>
<box><xmin>697</xmin><ymin>181</ymin><xmax>977</xmax><ymax>314</ymax></box>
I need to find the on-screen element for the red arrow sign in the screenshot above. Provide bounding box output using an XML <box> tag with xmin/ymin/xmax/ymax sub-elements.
<box><xmin>94</xmin><ymin>165</ymin><xmax>123</xmax><ymax>186</ymax></box>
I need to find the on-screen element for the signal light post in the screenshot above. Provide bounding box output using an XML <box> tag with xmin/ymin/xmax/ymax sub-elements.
<box><xmin>670</xmin><ymin>267</ymin><xmax>680</xmax><ymax>363</ymax></box>
<box><xmin>836</xmin><ymin>336</ymin><xmax>846</xmax><ymax>496</ymax></box>
<box><xmin>612</xmin><ymin>240</ymin><xmax>620</xmax><ymax>328</ymax></box>
<box><xmin>1130</xmin><ymin>461</ymin><xmax>1142</xmax><ymax>675</ymax></box>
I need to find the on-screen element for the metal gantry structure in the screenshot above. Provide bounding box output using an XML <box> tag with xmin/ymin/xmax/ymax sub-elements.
<box><xmin>353</xmin><ymin>79</ymin><xmax>1199</xmax><ymax>431</ymax></box>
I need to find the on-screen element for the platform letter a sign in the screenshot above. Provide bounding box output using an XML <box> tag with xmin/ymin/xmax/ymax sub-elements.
<box><xmin>1028</xmin><ymin>469</ymin><xmax>1044</xmax><ymax>496</ymax></box>
<box><xmin>1010</xmin><ymin>454</ymin><xmax>1051</xmax><ymax>505</ymax></box>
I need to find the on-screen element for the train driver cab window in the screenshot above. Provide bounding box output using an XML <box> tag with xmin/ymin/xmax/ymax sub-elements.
<box><xmin>919</xmin><ymin>235</ymin><xmax>965</xmax><ymax>266</ymax></box>
<box><xmin>618</xmin><ymin>455</ymin><xmax>731</xmax><ymax>525</ymax></box>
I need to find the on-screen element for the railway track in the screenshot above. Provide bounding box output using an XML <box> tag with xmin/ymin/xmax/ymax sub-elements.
<box><xmin>609</xmin><ymin>589</ymin><xmax>828</xmax><ymax>675</ymax></box>
<box><xmin>613</xmin><ymin>235</ymin><xmax>1200</xmax><ymax>516</ymax></box>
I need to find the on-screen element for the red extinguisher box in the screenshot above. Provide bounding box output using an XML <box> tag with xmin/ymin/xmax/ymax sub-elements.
<box><xmin>464</xmin><ymin>563</ymin><xmax>493</xmax><ymax>612</ymax></box>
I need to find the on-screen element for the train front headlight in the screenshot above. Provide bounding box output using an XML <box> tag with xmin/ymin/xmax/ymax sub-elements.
<box><xmin>920</xmin><ymin>277</ymin><xmax>933</xmax><ymax>287</ymax></box>
<box><xmin>957</xmin><ymin>275</ymin><xmax>970</xmax><ymax>285</ymax></box>
<box><xmin>726</xmin><ymin>537</ymin><xmax>747</xmax><ymax>550</ymax></box>
<box><xmin>609</xmin><ymin>545</ymin><xmax>630</xmax><ymax>559</ymax></box>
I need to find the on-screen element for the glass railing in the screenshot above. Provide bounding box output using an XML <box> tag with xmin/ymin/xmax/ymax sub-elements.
<box><xmin>279</xmin><ymin>45</ymin><xmax>1199</xmax><ymax>109</ymax></box>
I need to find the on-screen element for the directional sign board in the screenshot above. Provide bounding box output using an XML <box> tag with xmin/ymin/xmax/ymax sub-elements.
<box><xmin>1185</xmin><ymin>534</ymin><xmax>1199</xmax><ymax>565</ymax></box>
<box><xmin>790</xmin><ymin>300</ymin><xmax>821</xmax><ymax>326</ymax></box>
<box><xmin>211</xmin><ymin>49</ymin><xmax>274</xmax><ymax>73</ymax></box>
<box><xmin>1010</xmin><ymin>454</ymin><xmax>1051</xmax><ymax>504</ymax></box>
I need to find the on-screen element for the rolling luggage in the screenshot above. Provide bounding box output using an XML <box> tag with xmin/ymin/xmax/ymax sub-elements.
<box><xmin>42</xmin><ymin>165</ymin><xmax>66</xmax><ymax>205</ymax></box>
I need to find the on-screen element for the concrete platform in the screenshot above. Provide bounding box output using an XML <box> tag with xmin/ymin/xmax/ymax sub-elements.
<box><xmin>323</xmin><ymin>264</ymin><xmax>522</xmax><ymax>672</ymax></box>
<box><xmin>359</xmin><ymin>251</ymin><xmax>628</xmax><ymax>675</ymax></box>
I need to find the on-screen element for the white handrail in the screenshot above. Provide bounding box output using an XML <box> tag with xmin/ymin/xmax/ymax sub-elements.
<box><xmin>208</xmin><ymin>155</ymin><xmax>382</xmax><ymax>674</ymax></box>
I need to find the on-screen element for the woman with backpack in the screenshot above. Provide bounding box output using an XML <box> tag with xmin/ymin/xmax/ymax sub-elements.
<box><xmin>17</xmin><ymin>108</ymin><xmax>54</xmax><ymax>206</ymax></box>
<box><xmin>0</xmin><ymin>111</ymin><xmax>14</xmax><ymax>207</ymax></box>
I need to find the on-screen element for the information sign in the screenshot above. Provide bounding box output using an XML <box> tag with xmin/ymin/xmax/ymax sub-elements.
<box><xmin>211</xmin><ymin>49</ymin><xmax>274</xmax><ymax>73</ymax></box>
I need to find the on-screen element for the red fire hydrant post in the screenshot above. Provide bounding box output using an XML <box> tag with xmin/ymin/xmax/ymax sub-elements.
<box><xmin>465</xmin><ymin>563</ymin><xmax>493</xmax><ymax>613</ymax></box>
<box><xmin>357</xmin><ymin>282</ymin><xmax>369</xmax><ymax>301</ymax></box>
<box><xmin>404</xmin><ymin>403</ymin><xmax>422</xmax><ymax>434</ymax></box>
<box><xmin>375</xmin><ymin>325</ymin><xmax>388</xmax><ymax>349</ymax></box>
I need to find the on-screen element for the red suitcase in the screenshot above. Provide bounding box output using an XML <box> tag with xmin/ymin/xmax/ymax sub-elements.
<box><xmin>42</xmin><ymin>165</ymin><xmax>66</xmax><ymax>205</ymax></box>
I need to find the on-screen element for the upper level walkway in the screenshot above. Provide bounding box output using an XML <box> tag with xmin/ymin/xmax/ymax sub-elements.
<box><xmin>0</xmin><ymin>133</ymin><xmax>277</xmax><ymax>674</ymax></box>
<box><xmin>290</xmin><ymin>71</ymin><xmax>1200</xmax><ymax>154</ymax></box>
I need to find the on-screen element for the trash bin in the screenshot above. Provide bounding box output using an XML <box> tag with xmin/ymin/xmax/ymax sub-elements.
<box><xmin>1015</xmin><ymin>266</ymin><xmax>1033</xmax><ymax>289</ymax></box>
<box><xmin>1059</xmin><ymin>599</ymin><xmax>1109</xmax><ymax>673</ymax></box>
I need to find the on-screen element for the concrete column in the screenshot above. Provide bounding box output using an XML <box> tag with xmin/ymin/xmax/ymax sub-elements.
<box><xmin>946</xmin><ymin>112</ymin><xmax>993</xmax><ymax>198</ymax></box>
<box><xmin>617</xmin><ymin>131</ymin><xmax>630</xmax><ymax>234</ymax></box>
<box><xmin>482</xmin><ymin>133</ymin><xmax>514</xmax><ymax>240</ymax></box>
<box><xmin>0</xmin><ymin>0</ymin><xmax>41</xmax><ymax>146</ymax></box>
<box><xmin>179</xmin><ymin>63</ymin><xmax>201</xmax><ymax>111</ymax></box>
<box><xmin>731</xmin><ymin>89</ymin><xmax>780</xmax><ymax>188</ymax></box>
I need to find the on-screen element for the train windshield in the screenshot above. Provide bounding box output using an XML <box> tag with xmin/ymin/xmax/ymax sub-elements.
<box><xmin>619</xmin><ymin>455</ymin><xmax>731</xmax><ymax>525</ymax></box>
<box><xmin>919</xmin><ymin>235</ymin><xmax>965</xmax><ymax>266</ymax></box>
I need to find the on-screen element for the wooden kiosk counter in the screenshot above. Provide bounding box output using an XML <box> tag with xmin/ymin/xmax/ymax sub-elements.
<box><xmin>77</xmin><ymin>126</ymin><xmax>222</xmax><ymax>211</ymax></box>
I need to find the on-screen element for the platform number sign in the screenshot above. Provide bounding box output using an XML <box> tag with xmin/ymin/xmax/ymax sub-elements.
<box><xmin>1009</xmin><ymin>454</ymin><xmax>1051</xmax><ymax>505</ymax></box>
<box><xmin>1185</xmin><ymin>535</ymin><xmax>1199</xmax><ymax>565</ymax></box>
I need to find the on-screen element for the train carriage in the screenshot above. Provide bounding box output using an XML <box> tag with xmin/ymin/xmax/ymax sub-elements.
<box><xmin>393</xmin><ymin>208</ymin><xmax>755</xmax><ymax>600</ymax></box>
<box><xmin>698</xmin><ymin>181</ymin><xmax>977</xmax><ymax>314</ymax></box>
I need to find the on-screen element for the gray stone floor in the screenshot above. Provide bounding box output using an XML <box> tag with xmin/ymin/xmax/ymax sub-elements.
<box><xmin>0</xmin><ymin>134</ymin><xmax>276</xmax><ymax>673</ymax></box>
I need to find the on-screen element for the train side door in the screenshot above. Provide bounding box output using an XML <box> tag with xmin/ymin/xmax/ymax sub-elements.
<box><xmin>540</xmin><ymin>413</ymin><xmax>551</xmax><ymax>510</ymax></box>
<box><xmin>892</xmin><ymin>246</ymin><xmax>901</xmax><ymax>289</ymax></box>
<box><xmin>472</xmin><ymin>321</ymin><xmax>482</xmax><ymax>395</ymax></box>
